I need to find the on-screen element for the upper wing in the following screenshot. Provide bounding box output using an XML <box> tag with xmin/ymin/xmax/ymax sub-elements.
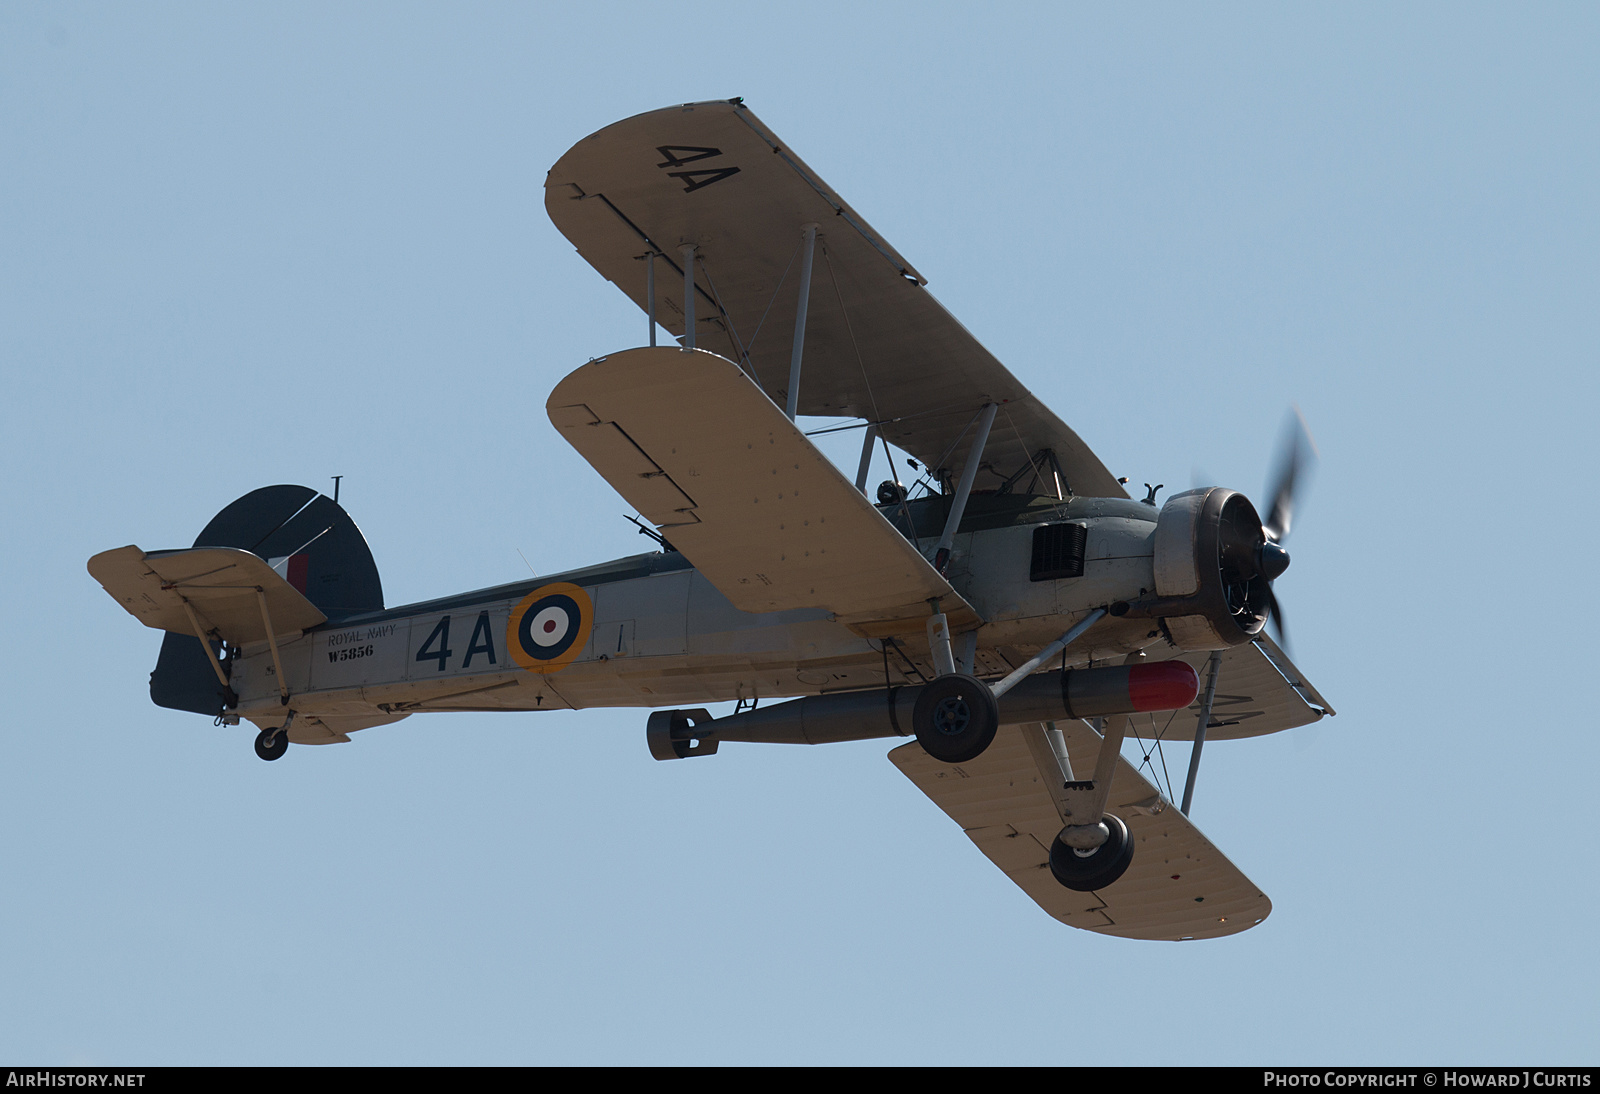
<box><xmin>548</xmin><ymin>347</ymin><xmax>979</xmax><ymax>637</ymax></box>
<box><xmin>890</xmin><ymin>721</ymin><xmax>1271</xmax><ymax>940</ymax></box>
<box><xmin>88</xmin><ymin>545</ymin><xmax>327</xmax><ymax>644</ymax></box>
<box><xmin>545</xmin><ymin>99</ymin><xmax>1126</xmax><ymax>500</ymax></box>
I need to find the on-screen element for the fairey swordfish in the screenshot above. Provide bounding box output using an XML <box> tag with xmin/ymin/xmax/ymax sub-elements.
<box><xmin>90</xmin><ymin>99</ymin><xmax>1332</xmax><ymax>941</ymax></box>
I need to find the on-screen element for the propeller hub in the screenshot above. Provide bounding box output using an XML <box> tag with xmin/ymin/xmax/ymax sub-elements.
<box><xmin>1258</xmin><ymin>540</ymin><xmax>1291</xmax><ymax>582</ymax></box>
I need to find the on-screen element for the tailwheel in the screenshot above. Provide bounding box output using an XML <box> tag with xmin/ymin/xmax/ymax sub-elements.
<box><xmin>1049</xmin><ymin>813</ymin><xmax>1134</xmax><ymax>892</ymax></box>
<box><xmin>913</xmin><ymin>673</ymin><xmax>999</xmax><ymax>764</ymax></box>
<box><xmin>254</xmin><ymin>727</ymin><xmax>288</xmax><ymax>762</ymax></box>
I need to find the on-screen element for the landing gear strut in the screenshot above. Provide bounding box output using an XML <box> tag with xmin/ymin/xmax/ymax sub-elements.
<box><xmin>254</xmin><ymin>726</ymin><xmax>288</xmax><ymax>762</ymax></box>
<box><xmin>912</xmin><ymin>673</ymin><xmax>999</xmax><ymax>763</ymax></box>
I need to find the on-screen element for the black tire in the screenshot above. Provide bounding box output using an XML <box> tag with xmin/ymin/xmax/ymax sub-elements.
<box><xmin>254</xmin><ymin>727</ymin><xmax>288</xmax><ymax>762</ymax></box>
<box><xmin>1049</xmin><ymin>813</ymin><xmax>1135</xmax><ymax>892</ymax></box>
<box><xmin>913</xmin><ymin>673</ymin><xmax>1000</xmax><ymax>763</ymax></box>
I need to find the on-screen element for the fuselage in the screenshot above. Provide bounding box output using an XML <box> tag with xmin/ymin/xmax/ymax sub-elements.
<box><xmin>228</xmin><ymin>493</ymin><xmax>1170</xmax><ymax>740</ymax></box>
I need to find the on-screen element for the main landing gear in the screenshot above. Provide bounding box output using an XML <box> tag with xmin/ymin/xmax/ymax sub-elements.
<box><xmin>911</xmin><ymin>674</ymin><xmax>999</xmax><ymax>763</ymax></box>
<box><xmin>254</xmin><ymin>725</ymin><xmax>288</xmax><ymax>762</ymax></box>
<box><xmin>1049</xmin><ymin>813</ymin><xmax>1134</xmax><ymax>892</ymax></box>
<box><xmin>1020</xmin><ymin>717</ymin><xmax>1140</xmax><ymax>893</ymax></box>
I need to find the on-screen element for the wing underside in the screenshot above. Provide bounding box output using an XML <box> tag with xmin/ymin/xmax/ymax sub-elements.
<box><xmin>890</xmin><ymin>721</ymin><xmax>1271</xmax><ymax>940</ymax></box>
<box><xmin>545</xmin><ymin>99</ymin><xmax>1126</xmax><ymax>500</ymax></box>
<box><xmin>548</xmin><ymin>347</ymin><xmax>979</xmax><ymax>636</ymax></box>
<box><xmin>1136</xmin><ymin>636</ymin><xmax>1332</xmax><ymax>742</ymax></box>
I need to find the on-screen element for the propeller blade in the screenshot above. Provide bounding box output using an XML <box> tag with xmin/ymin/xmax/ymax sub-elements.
<box><xmin>1263</xmin><ymin>406</ymin><xmax>1317</xmax><ymax>542</ymax></box>
<box><xmin>1266</xmin><ymin>585</ymin><xmax>1290</xmax><ymax>656</ymax></box>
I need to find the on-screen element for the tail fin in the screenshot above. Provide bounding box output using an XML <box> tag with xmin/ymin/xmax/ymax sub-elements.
<box><xmin>150</xmin><ymin>485</ymin><xmax>384</xmax><ymax>715</ymax></box>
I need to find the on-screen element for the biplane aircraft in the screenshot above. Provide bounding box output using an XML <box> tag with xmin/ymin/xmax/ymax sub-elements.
<box><xmin>90</xmin><ymin>100</ymin><xmax>1333</xmax><ymax>941</ymax></box>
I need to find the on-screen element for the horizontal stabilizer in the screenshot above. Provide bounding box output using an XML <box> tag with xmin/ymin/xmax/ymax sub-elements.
<box><xmin>548</xmin><ymin>347</ymin><xmax>979</xmax><ymax>636</ymax></box>
<box><xmin>89</xmin><ymin>545</ymin><xmax>327</xmax><ymax>646</ymax></box>
<box><xmin>890</xmin><ymin>722</ymin><xmax>1270</xmax><ymax>940</ymax></box>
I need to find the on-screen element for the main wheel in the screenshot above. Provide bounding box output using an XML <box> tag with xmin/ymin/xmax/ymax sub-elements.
<box><xmin>913</xmin><ymin>673</ymin><xmax>1000</xmax><ymax>763</ymax></box>
<box><xmin>1049</xmin><ymin>813</ymin><xmax>1135</xmax><ymax>892</ymax></box>
<box><xmin>254</xmin><ymin>727</ymin><xmax>288</xmax><ymax>762</ymax></box>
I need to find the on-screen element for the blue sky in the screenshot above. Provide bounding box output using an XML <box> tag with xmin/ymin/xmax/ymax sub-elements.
<box><xmin>2</xmin><ymin>2</ymin><xmax>1596</xmax><ymax>1064</ymax></box>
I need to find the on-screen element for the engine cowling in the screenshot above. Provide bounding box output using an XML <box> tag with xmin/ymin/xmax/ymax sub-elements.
<box><xmin>1149</xmin><ymin>487</ymin><xmax>1273</xmax><ymax>650</ymax></box>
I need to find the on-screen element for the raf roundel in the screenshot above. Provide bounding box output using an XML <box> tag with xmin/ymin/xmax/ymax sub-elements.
<box><xmin>506</xmin><ymin>582</ymin><xmax>593</xmax><ymax>673</ymax></box>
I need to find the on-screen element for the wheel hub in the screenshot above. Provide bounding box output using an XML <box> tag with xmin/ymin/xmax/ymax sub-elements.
<box><xmin>932</xmin><ymin>697</ymin><xmax>971</xmax><ymax>736</ymax></box>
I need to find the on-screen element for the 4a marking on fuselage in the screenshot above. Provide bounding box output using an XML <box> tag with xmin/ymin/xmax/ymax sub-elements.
<box><xmin>413</xmin><ymin>611</ymin><xmax>501</xmax><ymax>672</ymax></box>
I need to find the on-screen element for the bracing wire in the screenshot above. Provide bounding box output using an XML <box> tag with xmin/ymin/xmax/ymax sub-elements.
<box><xmin>742</xmin><ymin>234</ymin><xmax>804</xmax><ymax>364</ymax></box>
<box><xmin>1154</xmin><ymin>706</ymin><xmax>1184</xmax><ymax>804</ymax></box>
<box><xmin>694</xmin><ymin>257</ymin><xmax>755</xmax><ymax>381</ymax></box>
<box><xmin>1126</xmin><ymin>717</ymin><xmax>1163</xmax><ymax>799</ymax></box>
<box><xmin>1129</xmin><ymin>707</ymin><xmax>1182</xmax><ymax>804</ymax></box>
<box><xmin>997</xmin><ymin>405</ymin><xmax>1048</xmax><ymax>496</ymax></box>
<box><xmin>1152</xmin><ymin>717</ymin><xmax>1177</xmax><ymax>805</ymax></box>
<box><xmin>822</xmin><ymin>243</ymin><xmax>919</xmax><ymax>535</ymax></box>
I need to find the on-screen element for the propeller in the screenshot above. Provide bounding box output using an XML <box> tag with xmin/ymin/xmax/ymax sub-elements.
<box><xmin>1257</xmin><ymin>408</ymin><xmax>1316</xmax><ymax>650</ymax></box>
<box><xmin>1263</xmin><ymin>406</ymin><xmax>1316</xmax><ymax>544</ymax></box>
<box><xmin>1207</xmin><ymin>408</ymin><xmax>1315</xmax><ymax>653</ymax></box>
